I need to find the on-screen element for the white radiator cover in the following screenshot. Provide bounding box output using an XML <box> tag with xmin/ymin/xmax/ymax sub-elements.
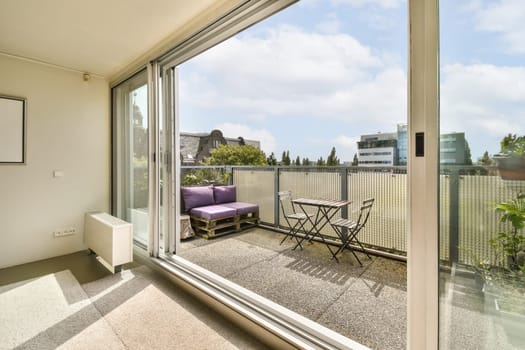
<box><xmin>84</xmin><ymin>212</ymin><xmax>133</xmax><ymax>271</ymax></box>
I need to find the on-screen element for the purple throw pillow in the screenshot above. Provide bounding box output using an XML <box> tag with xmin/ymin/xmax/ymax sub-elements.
<box><xmin>181</xmin><ymin>186</ymin><xmax>215</xmax><ymax>212</ymax></box>
<box><xmin>213</xmin><ymin>185</ymin><xmax>237</xmax><ymax>204</ymax></box>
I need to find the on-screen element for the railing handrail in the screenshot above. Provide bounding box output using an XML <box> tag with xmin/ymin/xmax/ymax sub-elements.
<box><xmin>182</xmin><ymin>164</ymin><xmax>498</xmax><ymax>172</ymax></box>
<box><xmin>180</xmin><ymin>164</ymin><xmax>524</xmax><ymax>267</ymax></box>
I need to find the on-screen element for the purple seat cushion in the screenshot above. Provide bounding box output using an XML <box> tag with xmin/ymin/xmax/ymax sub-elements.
<box><xmin>213</xmin><ymin>185</ymin><xmax>237</xmax><ymax>204</ymax></box>
<box><xmin>190</xmin><ymin>205</ymin><xmax>236</xmax><ymax>220</ymax></box>
<box><xmin>221</xmin><ymin>202</ymin><xmax>259</xmax><ymax>215</ymax></box>
<box><xmin>181</xmin><ymin>186</ymin><xmax>214</xmax><ymax>212</ymax></box>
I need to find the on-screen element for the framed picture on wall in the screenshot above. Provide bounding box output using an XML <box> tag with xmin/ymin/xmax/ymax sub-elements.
<box><xmin>0</xmin><ymin>95</ymin><xmax>26</xmax><ymax>164</ymax></box>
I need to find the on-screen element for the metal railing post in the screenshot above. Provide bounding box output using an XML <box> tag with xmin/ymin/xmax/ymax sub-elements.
<box><xmin>341</xmin><ymin>167</ymin><xmax>348</xmax><ymax>220</ymax></box>
<box><xmin>449</xmin><ymin>168</ymin><xmax>460</xmax><ymax>265</ymax></box>
<box><xmin>274</xmin><ymin>166</ymin><xmax>280</xmax><ymax>228</ymax></box>
<box><xmin>227</xmin><ymin>166</ymin><xmax>233</xmax><ymax>185</ymax></box>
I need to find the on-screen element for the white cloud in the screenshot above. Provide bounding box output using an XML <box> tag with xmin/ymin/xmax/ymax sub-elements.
<box><xmin>181</xmin><ymin>25</ymin><xmax>406</xmax><ymax>125</ymax></box>
<box><xmin>472</xmin><ymin>0</ymin><xmax>525</xmax><ymax>53</ymax></box>
<box><xmin>441</xmin><ymin>63</ymin><xmax>525</xmax><ymax>156</ymax></box>
<box><xmin>335</xmin><ymin>135</ymin><xmax>360</xmax><ymax>160</ymax></box>
<box><xmin>316</xmin><ymin>68</ymin><xmax>406</xmax><ymax>123</ymax></box>
<box><xmin>214</xmin><ymin>122</ymin><xmax>277</xmax><ymax>156</ymax></box>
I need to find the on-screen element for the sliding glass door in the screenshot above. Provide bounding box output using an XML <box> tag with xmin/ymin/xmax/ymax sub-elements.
<box><xmin>112</xmin><ymin>71</ymin><xmax>149</xmax><ymax>246</ymax></box>
<box><xmin>110</xmin><ymin>0</ymin><xmax>525</xmax><ymax>348</ymax></box>
<box><xmin>438</xmin><ymin>1</ymin><xmax>525</xmax><ymax>348</ymax></box>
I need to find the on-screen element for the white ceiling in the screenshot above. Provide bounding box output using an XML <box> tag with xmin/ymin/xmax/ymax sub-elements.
<box><xmin>0</xmin><ymin>0</ymin><xmax>222</xmax><ymax>78</ymax></box>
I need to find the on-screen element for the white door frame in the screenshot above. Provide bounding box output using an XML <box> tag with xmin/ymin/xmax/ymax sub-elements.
<box><xmin>407</xmin><ymin>0</ymin><xmax>440</xmax><ymax>349</ymax></box>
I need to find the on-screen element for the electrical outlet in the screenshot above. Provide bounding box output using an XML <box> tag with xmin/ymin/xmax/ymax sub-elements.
<box><xmin>53</xmin><ymin>228</ymin><xmax>76</xmax><ymax>237</ymax></box>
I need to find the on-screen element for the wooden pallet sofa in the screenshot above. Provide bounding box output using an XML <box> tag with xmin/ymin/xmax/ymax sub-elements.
<box><xmin>181</xmin><ymin>185</ymin><xmax>260</xmax><ymax>239</ymax></box>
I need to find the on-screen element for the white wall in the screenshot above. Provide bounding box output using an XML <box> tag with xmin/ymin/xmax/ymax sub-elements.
<box><xmin>0</xmin><ymin>55</ymin><xmax>110</xmax><ymax>269</ymax></box>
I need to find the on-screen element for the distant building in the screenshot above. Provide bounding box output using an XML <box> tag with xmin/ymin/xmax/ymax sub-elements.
<box><xmin>440</xmin><ymin>132</ymin><xmax>467</xmax><ymax>165</ymax></box>
<box><xmin>357</xmin><ymin>132</ymin><xmax>398</xmax><ymax>167</ymax></box>
<box><xmin>132</xmin><ymin>103</ymin><xmax>147</xmax><ymax>159</ymax></box>
<box><xmin>180</xmin><ymin>129</ymin><xmax>260</xmax><ymax>165</ymax></box>
<box><xmin>357</xmin><ymin>125</ymin><xmax>470</xmax><ymax>166</ymax></box>
<box><xmin>397</xmin><ymin>124</ymin><xmax>408</xmax><ymax>165</ymax></box>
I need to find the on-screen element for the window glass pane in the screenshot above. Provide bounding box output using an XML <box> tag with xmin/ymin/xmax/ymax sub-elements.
<box><xmin>439</xmin><ymin>1</ymin><xmax>525</xmax><ymax>348</ymax></box>
<box><xmin>113</xmin><ymin>73</ymin><xmax>149</xmax><ymax>246</ymax></box>
<box><xmin>175</xmin><ymin>2</ymin><xmax>407</xmax><ymax>348</ymax></box>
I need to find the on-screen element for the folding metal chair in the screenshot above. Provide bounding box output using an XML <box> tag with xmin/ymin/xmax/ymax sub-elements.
<box><xmin>330</xmin><ymin>198</ymin><xmax>375</xmax><ymax>265</ymax></box>
<box><xmin>278</xmin><ymin>191</ymin><xmax>314</xmax><ymax>249</ymax></box>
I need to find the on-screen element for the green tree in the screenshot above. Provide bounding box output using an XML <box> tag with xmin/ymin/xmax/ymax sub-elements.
<box><xmin>295</xmin><ymin>156</ymin><xmax>301</xmax><ymax>165</ymax></box>
<box><xmin>327</xmin><ymin>147</ymin><xmax>340</xmax><ymax>166</ymax></box>
<box><xmin>182</xmin><ymin>169</ymin><xmax>230</xmax><ymax>186</ymax></box>
<box><xmin>317</xmin><ymin>157</ymin><xmax>326</xmax><ymax>166</ymax></box>
<box><xmin>281</xmin><ymin>150</ymin><xmax>291</xmax><ymax>166</ymax></box>
<box><xmin>302</xmin><ymin>157</ymin><xmax>311</xmax><ymax>166</ymax></box>
<box><xmin>267</xmin><ymin>152</ymin><xmax>277</xmax><ymax>166</ymax></box>
<box><xmin>464</xmin><ymin>140</ymin><xmax>473</xmax><ymax>165</ymax></box>
<box><xmin>202</xmin><ymin>144</ymin><xmax>267</xmax><ymax>166</ymax></box>
<box><xmin>478</xmin><ymin>151</ymin><xmax>494</xmax><ymax>166</ymax></box>
<box><xmin>351</xmin><ymin>153</ymin><xmax>359</xmax><ymax>166</ymax></box>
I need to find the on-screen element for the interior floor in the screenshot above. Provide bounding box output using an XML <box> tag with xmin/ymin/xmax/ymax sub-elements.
<box><xmin>0</xmin><ymin>251</ymin><xmax>271</xmax><ymax>350</ymax></box>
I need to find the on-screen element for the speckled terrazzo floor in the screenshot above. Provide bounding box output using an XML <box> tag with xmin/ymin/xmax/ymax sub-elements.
<box><xmin>179</xmin><ymin>228</ymin><xmax>408</xmax><ymax>350</ymax></box>
<box><xmin>0</xmin><ymin>252</ymin><xmax>271</xmax><ymax>350</ymax></box>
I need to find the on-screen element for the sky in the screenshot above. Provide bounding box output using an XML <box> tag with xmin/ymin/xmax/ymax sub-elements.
<box><xmin>177</xmin><ymin>0</ymin><xmax>525</xmax><ymax>163</ymax></box>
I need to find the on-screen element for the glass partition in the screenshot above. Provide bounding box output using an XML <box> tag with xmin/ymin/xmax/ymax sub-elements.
<box><xmin>172</xmin><ymin>1</ymin><xmax>408</xmax><ymax>347</ymax></box>
<box><xmin>112</xmin><ymin>71</ymin><xmax>149</xmax><ymax>246</ymax></box>
<box><xmin>439</xmin><ymin>1</ymin><xmax>525</xmax><ymax>348</ymax></box>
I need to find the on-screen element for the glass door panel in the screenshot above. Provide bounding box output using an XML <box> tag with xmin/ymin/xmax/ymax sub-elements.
<box><xmin>439</xmin><ymin>1</ymin><xmax>525</xmax><ymax>348</ymax></box>
<box><xmin>112</xmin><ymin>72</ymin><xmax>149</xmax><ymax>246</ymax></box>
<box><xmin>169</xmin><ymin>2</ymin><xmax>408</xmax><ymax>348</ymax></box>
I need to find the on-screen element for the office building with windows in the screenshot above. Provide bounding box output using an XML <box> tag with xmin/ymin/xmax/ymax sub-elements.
<box><xmin>357</xmin><ymin>132</ymin><xmax>398</xmax><ymax>166</ymax></box>
<box><xmin>363</xmin><ymin>124</ymin><xmax>470</xmax><ymax>166</ymax></box>
<box><xmin>440</xmin><ymin>132</ymin><xmax>467</xmax><ymax>164</ymax></box>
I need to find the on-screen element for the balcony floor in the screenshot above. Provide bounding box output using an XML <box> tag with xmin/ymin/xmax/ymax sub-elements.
<box><xmin>179</xmin><ymin>227</ymin><xmax>407</xmax><ymax>350</ymax></box>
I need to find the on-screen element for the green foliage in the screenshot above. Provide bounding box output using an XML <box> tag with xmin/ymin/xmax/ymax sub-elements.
<box><xmin>351</xmin><ymin>153</ymin><xmax>359</xmax><ymax>166</ymax></box>
<box><xmin>467</xmin><ymin>193</ymin><xmax>525</xmax><ymax>310</ymax></box>
<box><xmin>267</xmin><ymin>152</ymin><xmax>277</xmax><ymax>166</ymax></box>
<box><xmin>326</xmin><ymin>147</ymin><xmax>340</xmax><ymax>166</ymax></box>
<box><xmin>295</xmin><ymin>156</ymin><xmax>301</xmax><ymax>165</ymax></box>
<box><xmin>302</xmin><ymin>157</ymin><xmax>311</xmax><ymax>166</ymax></box>
<box><xmin>478</xmin><ymin>151</ymin><xmax>494</xmax><ymax>166</ymax></box>
<box><xmin>490</xmin><ymin>193</ymin><xmax>525</xmax><ymax>270</ymax></box>
<box><xmin>316</xmin><ymin>157</ymin><xmax>325</xmax><ymax>166</ymax></box>
<box><xmin>500</xmin><ymin>134</ymin><xmax>525</xmax><ymax>158</ymax></box>
<box><xmin>281</xmin><ymin>150</ymin><xmax>291</xmax><ymax>166</ymax></box>
<box><xmin>202</xmin><ymin>144</ymin><xmax>267</xmax><ymax>166</ymax></box>
<box><xmin>495</xmin><ymin>193</ymin><xmax>525</xmax><ymax>230</ymax></box>
<box><xmin>182</xmin><ymin>169</ymin><xmax>231</xmax><ymax>186</ymax></box>
<box><xmin>464</xmin><ymin>140</ymin><xmax>473</xmax><ymax>165</ymax></box>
